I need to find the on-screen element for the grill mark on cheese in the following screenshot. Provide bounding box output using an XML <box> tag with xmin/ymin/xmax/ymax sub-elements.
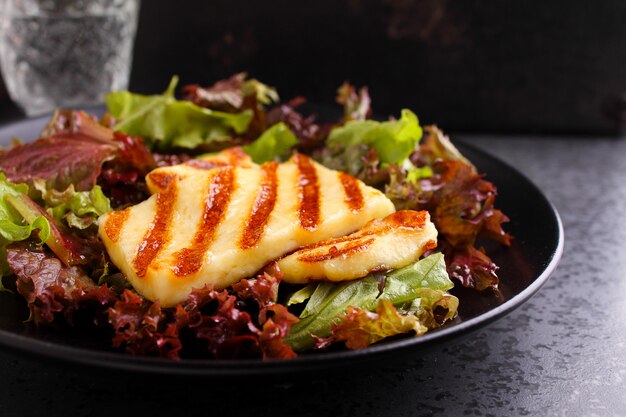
<box><xmin>294</xmin><ymin>153</ymin><xmax>320</xmax><ymax>231</ymax></box>
<box><xmin>300</xmin><ymin>232</ymin><xmax>365</xmax><ymax>251</ymax></box>
<box><xmin>132</xmin><ymin>182</ymin><xmax>178</xmax><ymax>278</ymax></box>
<box><xmin>424</xmin><ymin>239</ymin><xmax>438</xmax><ymax>251</ymax></box>
<box><xmin>104</xmin><ymin>208</ymin><xmax>130</xmax><ymax>243</ymax></box>
<box><xmin>386</xmin><ymin>210</ymin><xmax>428</xmax><ymax>229</ymax></box>
<box><xmin>291</xmin><ymin>210</ymin><xmax>430</xmax><ymax>252</ymax></box>
<box><xmin>171</xmin><ymin>167</ymin><xmax>235</xmax><ymax>276</ymax></box>
<box><xmin>148</xmin><ymin>171</ymin><xmax>178</xmax><ymax>190</ymax></box>
<box><xmin>224</xmin><ymin>146</ymin><xmax>248</xmax><ymax>165</ymax></box>
<box><xmin>339</xmin><ymin>172</ymin><xmax>365</xmax><ymax>212</ymax></box>
<box><xmin>240</xmin><ymin>161</ymin><xmax>278</xmax><ymax>249</ymax></box>
<box><xmin>297</xmin><ymin>237</ymin><xmax>375</xmax><ymax>263</ymax></box>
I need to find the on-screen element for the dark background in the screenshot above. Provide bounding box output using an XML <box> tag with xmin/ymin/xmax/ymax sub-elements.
<box><xmin>1</xmin><ymin>0</ymin><xmax>625</xmax><ymax>134</ymax></box>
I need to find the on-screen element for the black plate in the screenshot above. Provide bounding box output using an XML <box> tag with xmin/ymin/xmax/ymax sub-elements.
<box><xmin>0</xmin><ymin>115</ymin><xmax>563</xmax><ymax>376</ymax></box>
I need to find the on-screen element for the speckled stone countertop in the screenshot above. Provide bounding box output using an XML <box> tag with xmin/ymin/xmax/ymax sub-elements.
<box><xmin>1</xmin><ymin>135</ymin><xmax>625</xmax><ymax>417</ymax></box>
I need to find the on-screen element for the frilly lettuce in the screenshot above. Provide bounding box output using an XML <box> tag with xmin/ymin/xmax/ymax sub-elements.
<box><xmin>243</xmin><ymin>122</ymin><xmax>298</xmax><ymax>163</ymax></box>
<box><xmin>327</xmin><ymin>109</ymin><xmax>423</xmax><ymax>165</ymax></box>
<box><xmin>183</xmin><ymin>72</ymin><xmax>278</xmax><ymax>110</ymax></box>
<box><xmin>0</xmin><ymin>175</ymin><xmax>50</xmax><ymax>244</ymax></box>
<box><xmin>106</xmin><ymin>76</ymin><xmax>253</xmax><ymax>150</ymax></box>
<box><xmin>0</xmin><ymin>174</ymin><xmax>50</xmax><ymax>290</ymax></box>
<box><xmin>0</xmin><ymin>172</ymin><xmax>108</xmax><ymax>273</ymax></box>
<box><xmin>34</xmin><ymin>180</ymin><xmax>111</xmax><ymax>230</ymax></box>
<box><xmin>336</xmin><ymin>82</ymin><xmax>372</xmax><ymax>122</ymax></box>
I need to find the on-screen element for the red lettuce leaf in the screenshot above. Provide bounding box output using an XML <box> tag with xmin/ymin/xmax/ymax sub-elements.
<box><xmin>233</xmin><ymin>273</ymin><xmax>298</xmax><ymax>358</ymax></box>
<box><xmin>0</xmin><ymin>110</ymin><xmax>120</xmax><ymax>192</ymax></box>
<box><xmin>182</xmin><ymin>73</ymin><xmax>250</xmax><ymax>112</ymax></box>
<box><xmin>427</xmin><ymin>160</ymin><xmax>511</xmax><ymax>247</ymax></box>
<box><xmin>0</xmin><ymin>110</ymin><xmax>156</xmax><ymax>208</ymax></box>
<box><xmin>40</xmin><ymin>109</ymin><xmax>114</xmax><ymax>141</ymax></box>
<box><xmin>231</xmin><ymin>272</ymin><xmax>280</xmax><ymax>310</ymax></box>
<box><xmin>266</xmin><ymin>97</ymin><xmax>327</xmax><ymax>151</ymax></box>
<box><xmin>443</xmin><ymin>244</ymin><xmax>499</xmax><ymax>291</ymax></box>
<box><xmin>97</xmin><ymin>132</ymin><xmax>156</xmax><ymax>208</ymax></box>
<box><xmin>7</xmin><ymin>244</ymin><xmax>297</xmax><ymax>359</ymax></box>
<box><xmin>384</xmin><ymin>154</ymin><xmax>510</xmax><ymax>291</ymax></box>
<box><xmin>0</xmin><ymin>135</ymin><xmax>117</xmax><ymax>192</ymax></box>
<box><xmin>336</xmin><ymin>82</ymin><xmax>372</xmax><ymax>122</ymax></box>
<box><xmin>153</xmin><ymin>152</ymin><xmax>192</xmax><ymax>168</ymax></box>
<box><xmin>257</xmin><ymin>304</ymin><xmax>298</xmax><ymax>359</ymax></box>
<box><xmin>6</xmin><ymin>243</ymin><xmax>117</xmax><ymax>325</ymax></box>
<box><xmin>108</xmin><ymin>290</ymin><xmax>182</xmax><ymax>359</ymax></box>
<box><xmin>174</xmin><ymin>287</ymin><xmax>260</xmax><ymax>359</ymax></box>
<box><xmin>479</xmin><ymin>207</ymin><xmax>512</xmax><ymax>246</ymax></box>
<box><xmin>96</xmin><ymin>168</ymin><xmax>149</xmax><ymax>208</ymax></box>
<box><xmin>172</xmin><ymin>273</ymin><xmax>298</xmax><ymax>359</ymax></box>
<box><xmin>113</xmin><ymin>132</ymin><xmax>156</xmax><ymax>175</ymax></box>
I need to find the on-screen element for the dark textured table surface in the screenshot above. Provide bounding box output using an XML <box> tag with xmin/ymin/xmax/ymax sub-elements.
<box><xmin>0</xmin><ymin>132</ymin><xmax>625</xmax><ymax>417</ymax></box>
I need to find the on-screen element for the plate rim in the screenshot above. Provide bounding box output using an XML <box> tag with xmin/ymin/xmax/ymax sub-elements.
<box><xmin>0</xmin><ymin>117</ymin><xmax>564</xmax><ymax>376</ymax></box>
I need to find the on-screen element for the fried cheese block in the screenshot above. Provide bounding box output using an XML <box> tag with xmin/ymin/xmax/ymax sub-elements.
<box><xmin>98</xmin><ymin>152</ymin><xmax>395</xmax><ymax>306</ymax></box>
<box><xmin>277</xmin><ymin>210</ymin><xmax>438</xmax><ymax>283</ymax></box>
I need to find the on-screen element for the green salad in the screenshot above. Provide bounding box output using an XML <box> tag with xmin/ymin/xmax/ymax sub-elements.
<box><xmin>0</xmin><ymin>73</ymin><xmax>509</xmax><ymax>359</ymax></box>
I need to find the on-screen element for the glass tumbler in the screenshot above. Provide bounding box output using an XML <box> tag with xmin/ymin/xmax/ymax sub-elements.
<box><xmin>0</xmin><ymin>0</ymin><xmax>140</xmax><ymax>116</ymax></box>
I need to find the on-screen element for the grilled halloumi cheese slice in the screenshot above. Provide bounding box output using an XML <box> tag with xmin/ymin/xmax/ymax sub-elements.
<box><xmin>98</xmin><ymin>151</ymin><xmax>395</xmax><ymax>307</ymax></box>
<box><xmin>277</xmin><ymin>210</ymin><xmax>438</xmax><ymax>283</ymax></box>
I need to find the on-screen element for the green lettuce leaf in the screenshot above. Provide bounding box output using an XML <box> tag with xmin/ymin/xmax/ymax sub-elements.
<box><xmin>0</xmin><ymin>174</ymin><xmax>50</xmax><ymax>290</ymax></box>
<box><xmin>105</xmin><ymin>76</ymin><xmax>253</xmax><ymax>150</ymax></box>
<box><xmin>243</xmin><ymin>78</ymin><xmax>279</xmax><ymax>106</ymax></box>
<box><xmin>34</xmin><ymin>180</ymin><xmax>111</xmax><ymax>229</ymax></box>
<box><xmin>0</xmin><ymin>174</ymin><xmax>103</xmax><ymax>268</ymax></box>
<box><xmin>380</xmin><ymin>252</ymin><xmax>453</xmax><ymax>303</ymax></box>
<box><xmin>326</xmin><ymin>109</ymin><xmax>423</xmax><ymax>165</ymax></box>
<box><xmin>285</xmin><ymin>253</ymin><xmax>456</xmax><ymax>351</ymax></box>
<box><xmin>0</xmin><ymin>174</ymin><xmax>50</xmax><ymax>244</ymax></box>
<box><xmin>284</xmin><ymin>283</ymin><xmax>318</xmax><ymax>307</ymax></box>
<box><xmin>243</xmin><ymin>122</ymin><xmax>298</xmax><ymax>163</ymax></box>
<box><xmin>399</xmin><ymin>158</ymin><xmax>433</xmax><ymax>184</ymax></box>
